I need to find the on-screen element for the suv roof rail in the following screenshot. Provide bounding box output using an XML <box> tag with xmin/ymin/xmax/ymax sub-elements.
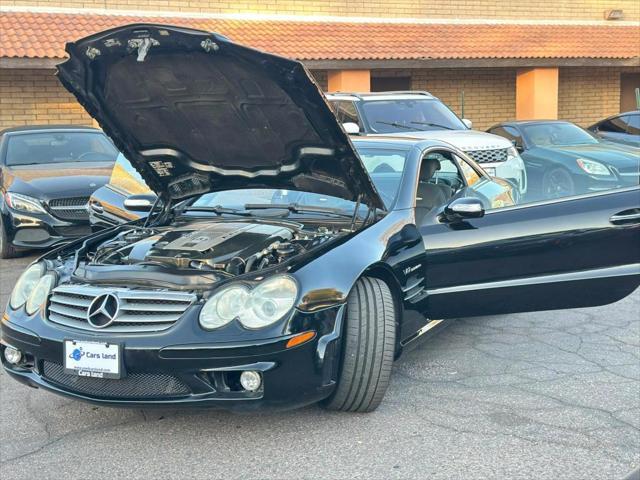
<box><xmin>327</xmin><ymin>90</ymin><xmax>434</xmax><ymax>100</ymax></box>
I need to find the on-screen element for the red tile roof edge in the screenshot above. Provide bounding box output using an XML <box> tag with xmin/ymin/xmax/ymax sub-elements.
<box><xmin>1</xmin><ymin>11</ymin><xmax>639</xmax><ymax>61</ymax></box>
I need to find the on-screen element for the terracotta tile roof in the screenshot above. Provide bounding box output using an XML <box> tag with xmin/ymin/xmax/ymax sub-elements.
<box><xmin>1</xmin><ymin>12</ymin><xmax>638</xmax><ymax>61</ymax></box>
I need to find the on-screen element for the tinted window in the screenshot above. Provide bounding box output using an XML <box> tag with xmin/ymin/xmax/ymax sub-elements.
<box><xmin>626</xmin><ymin>114</ymin><xmax>640</xmax><ymax>135</ymax></box>
<box><xmin>458</xmin><ymin>157</ymin><xmax>482</xmax><ymax>186</ymax></box>
<box><xmin>109</xmin><ymin>154</ymin><xmax>150</xmax><ymax>195</ymax></box>
<box><xmin>597</xmin><ymin>115</ymin><xmax>628</xmax><ymax>133</ymax></box>
<box><xmin>521</xmin><ymin>123</ymin><xmax>598</xmax><ymax>147</ymax></box>
<box><xmin>360</xmin><ymin>99</ymin><xmax>466</xmax><ymax>133</ymax></box>
<box><xmin>5</xmin><ymin>131</ymin><xmax>118</xmax><ymax>166</ymax></box>
<box><xmin>489</xmin><ymin>126</ymin><xmax>523</xmax><ymax>148</ymax></box>
<box><xmin>331</xmin><ymin>101</ymin><xmax>360</xmax><ymax>130</ymax></box>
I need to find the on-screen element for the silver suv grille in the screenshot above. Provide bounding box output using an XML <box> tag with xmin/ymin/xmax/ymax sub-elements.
<box><xmin>48</xmin><ymin>197</ymin><xmax>90</xmax><ymax>221</ymax></box>
<box><xmin>47</xmin><ymin>285</ymin><xmax>196</xmax><ymax>333</ymax></box>
<box><xmin>465</xmin><ymin>148</ymin><xmax>510</xmax><ymax>163</ymax></box>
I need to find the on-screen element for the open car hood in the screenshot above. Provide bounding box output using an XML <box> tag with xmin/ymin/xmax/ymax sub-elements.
<box><xmin>57</xmin><ymin>24</ymin><xmax>384</xmax><ymax>209</ymax></box>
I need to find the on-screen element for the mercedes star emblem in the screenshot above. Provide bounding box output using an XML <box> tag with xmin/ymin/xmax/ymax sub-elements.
<box><xmin>87</xmin><ymin>293</ymin><xmax>119</xmax><ymax>328</ymax></box>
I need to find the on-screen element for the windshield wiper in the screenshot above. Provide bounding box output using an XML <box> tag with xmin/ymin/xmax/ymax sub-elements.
<box><xmin>182</xmin><ymin>205</ymin><xmax>253</xmax><ymax>216</ymax></box>
<box><xmin>410</xmin><ymin>121</ymin><xmax>455</xmax><ymax>130</ymax></box>
<box><xmin>374</xmin><ymin>120</ymin><xmax>424</xmax><ymax>131</ymax></box>
<box><xmin>245</xmin><ymin>203</ymin><xmax>354</xmax><ymax>218</ymax></box>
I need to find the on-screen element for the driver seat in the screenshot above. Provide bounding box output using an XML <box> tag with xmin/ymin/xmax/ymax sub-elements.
<box><xmin>415</xmin><ymin>158</ymin><xmax>452</xmax><ymax>217</ymax></box>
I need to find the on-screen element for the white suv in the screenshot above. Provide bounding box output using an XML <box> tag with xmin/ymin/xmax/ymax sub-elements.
<box><xmin>326</xmin><ymin>91</ymin><xmax>527</xmax><ymax>194</ymax></box>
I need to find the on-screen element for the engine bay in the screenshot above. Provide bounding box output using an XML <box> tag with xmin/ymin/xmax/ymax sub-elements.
<box><xmin>88</xmin><ymin>219</ymin><xmax>341</xmax><ymax>277</ymax></box>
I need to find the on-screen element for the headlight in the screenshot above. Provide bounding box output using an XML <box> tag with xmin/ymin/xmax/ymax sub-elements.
<box><xmin>10</xmin><ymin>263</ymin><xmax>44</xmax><ymax>309</ymax></box>
<box><xmin>507</xmin><ymin>146</ymin><xmax>519</xmax><ymax>159</ymax></box>
<box><xmin>5</xmin><ymin>192</ymin><xmax>47</xmax><ymax>214</ymax></box>
<box><xmin>199</xmin><ymin>275</ymin><xmax>298</xmax><ymax>330</ymax></box>
<box><xmin>25</xmin><ymin>273</ymin><xmax>56</xmax><ymax>315</ymax></box>
<box><xmin>576</xmin><ymin>158</ymin><xmax>611</xmax><ymax>176</ymax></box>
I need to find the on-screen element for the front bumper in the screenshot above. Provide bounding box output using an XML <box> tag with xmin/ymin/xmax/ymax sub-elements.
<box><xmin>1</xmin><ymin>305</ymin><xmax>345</xmax><ymax>411</ymax></box>
<box><xmin>2</xmin><ymin>209</ymin><xmax>92</xmax><ymax>250</ymax></box>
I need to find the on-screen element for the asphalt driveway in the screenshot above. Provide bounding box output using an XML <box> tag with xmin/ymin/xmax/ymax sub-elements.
<box><xmin>1</xmin><ymin>254</ymin><xmax>638</xmax><ymax>479</ymax></box>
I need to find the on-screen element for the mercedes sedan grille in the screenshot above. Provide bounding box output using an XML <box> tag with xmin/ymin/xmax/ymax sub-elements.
<box><xmin>48</xmin><ymin>196</ymin><xmax>90</xmax><ymax>221</ymax></box>
<box><xmin>47</xmin><ymin>285</ymin><xmax>196</xmax><ymax>333</ymax></box>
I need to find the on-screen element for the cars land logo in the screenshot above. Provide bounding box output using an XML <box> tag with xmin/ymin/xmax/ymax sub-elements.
<box><xmin>69</xmin><ymin>347</ymin><xmax>84</xmax><ymax>361</ymax></box>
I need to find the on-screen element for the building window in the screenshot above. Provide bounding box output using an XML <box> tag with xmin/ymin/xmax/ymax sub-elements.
<box><xmin>371</xmin><ymin>76</ymin><xmax>411</xmax><ymax>92</ymax></box>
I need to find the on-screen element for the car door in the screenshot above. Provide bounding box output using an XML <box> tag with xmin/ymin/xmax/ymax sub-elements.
<box><xmin>415</xmin><ymin>147</ymin><xmax>640</xmax><ymax>319</ymax></box>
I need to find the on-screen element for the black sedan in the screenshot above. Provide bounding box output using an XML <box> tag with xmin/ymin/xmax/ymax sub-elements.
<box><xmin>588</xmin><ymin>111</ymin><xmax>640</xmax><ymax>147</ymax></box>
<box><xmin>488</xmin><ymin>120</ymin><xmax>639</xmax><ymax>201</ymax></box>
<box><xmin>2</xmin><ymin>25</ymin><xmax>638</xmax><ymax>413</ymax></box>
<box><xmin>0</xmin><ymin>125</ymin><xmax>118</xmax><ymax>257</ymax></box>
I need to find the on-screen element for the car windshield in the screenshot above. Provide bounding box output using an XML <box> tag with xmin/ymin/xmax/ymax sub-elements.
<box><xmin>5</xmin><ymin>131</ymin><xmax>119</xmax><ymax>166</ymax></box>
<box><xmin>360</xmin><ymin>99</ymin><xmax>466</xmax><ymax>133</ymax></box>
<box><xmin>521</xmin><ymin>123</ymin><xmax>599</xmax><ymax>147</ymax></box>
<box><xmin>190</xmin><ymin>146</ymin><xmax>409</xmax><ymax>214</ymax></box>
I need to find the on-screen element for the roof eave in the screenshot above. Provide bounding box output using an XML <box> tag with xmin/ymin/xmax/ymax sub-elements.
<box><xmin>1</xmin><ymin>56</ymin><xmax>638</xmax><ymax>70</ymax></box>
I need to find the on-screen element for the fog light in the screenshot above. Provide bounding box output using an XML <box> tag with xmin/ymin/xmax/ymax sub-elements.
<box><xmin>4</xmin><ymin>346</ymin><xmax>22</xmax><ymax>365</ymax></box>
<box><xmin>240</xmin><ymin>370</ymin><xmax>262</xmax><ymax>392</ymax></box>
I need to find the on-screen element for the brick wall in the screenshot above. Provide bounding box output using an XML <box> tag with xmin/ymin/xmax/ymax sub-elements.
<box><xmin>411</xmin><ymin>68</ymin><xmax>517</xmax><ymax>130</ymax></box>
<box><xmin>558</xmin><ymin>66</ymin><xmax>640</xmax><ymax>126</ymax></box>
<box><xmin>1</xmin><ymin>0</ymin><xmax>639</xmax><ymax>21</ymax></box>
<box><xmin>0</xmin><ymin>68</ymin><xmax>328</xmax><ymax>130</ymax></box>
<box><xmin>1</xmin><ymin>67</ymin><xmax>635</xmax><ymax>131</ymax></box>
<box><xmin>0</xmin><ymin>69</ymin><xmax>93</xmax><ymax>129</ymax></box>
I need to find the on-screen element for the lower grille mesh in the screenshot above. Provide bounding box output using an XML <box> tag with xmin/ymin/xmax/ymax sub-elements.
<box><xmin>42</xmin><ymin>361</ymin><xmax>190</xmax><ymax>399</ymax></box>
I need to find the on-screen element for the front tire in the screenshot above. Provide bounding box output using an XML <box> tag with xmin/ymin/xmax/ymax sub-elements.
<box><xmin>542</xmin><ymin>168</ymin><xmax>575</xmax><ymax>199</ymax></box>
<box><xmin>0</xmin><ymin>215</ymin><xmax>18</xmax><ymax>259</ymax></box>
<box><xmin>324</xmin><ymin>277</ymin><xmax>396</xmax><ymax>413</ymax></box>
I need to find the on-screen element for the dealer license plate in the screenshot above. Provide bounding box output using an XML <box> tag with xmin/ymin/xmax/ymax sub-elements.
<box><xmin>64</xmin><ymin>340</ymin><xmax>121</xmax><ymax>379</ymax></box>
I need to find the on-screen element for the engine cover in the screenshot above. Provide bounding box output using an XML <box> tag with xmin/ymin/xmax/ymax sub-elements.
<box><xmin>129</xmin><ymin>221</ymin><xmax>294</xmax><ymax>270</ymax></box>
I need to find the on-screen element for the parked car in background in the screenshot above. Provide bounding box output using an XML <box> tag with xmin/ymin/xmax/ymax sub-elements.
<box><xmin>88</xmin><ymin>153</ymin><xmax>153</xmax><ymax>228</ymax></box>
<box><xmin>326</xmin><ymin>92</ymin><xmax>527</xmax><ymax>194</ymax></box>
<box><xmin>588</xmin><ymin>111</ymin><xmax>640</xmax><ymax>147</ymax></box>
<box><xmin>0</xmin><ymin>125</ymin><xmax>118</xmax><ymax>257</ymax></box>
<box><xmin>488</xmin><ymin>120</ymin><xmax>640</xmax><ymax>200</ymax></box>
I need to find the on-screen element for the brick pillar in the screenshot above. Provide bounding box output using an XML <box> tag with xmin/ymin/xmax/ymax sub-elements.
<box><xmin>327</xmin><ymin>70</ymin><xmax>371</xmax><ymax>93</ymax></box>
<box><xmin>516</xmin><ymin>68</ymin><xmax>559</xmax><ymax>120</ymax></box>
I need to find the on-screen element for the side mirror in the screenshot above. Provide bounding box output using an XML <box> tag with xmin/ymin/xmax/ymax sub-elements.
<box><xmin>124</xmin><ymin>194</ymin><xmax>158</xmax><ymax>212</ymax></box>
<box><xmin>511</xmin><ymin>139</ymin><xmax>524</xmax><ymax>153</ymax></box>
<box><xmin>462</xmin><ymin>119</ymin><xmax>473</xmax><ymax>129</ymax></box>
<box><xmin>342</xmin><ymin>122</ymin><xmax>360</xmax><ymax>135</ymax></box>
<box><xmin>443</xmin><ymin>197</ymin><xmax>485</xmax><ymax>222</ymax></box>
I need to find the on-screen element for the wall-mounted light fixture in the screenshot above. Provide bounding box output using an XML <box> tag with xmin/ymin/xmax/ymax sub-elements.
<box><xmin>604</xmin><ymin>9</ymin><xmax>624</xmax><ymax>20</ymax></box>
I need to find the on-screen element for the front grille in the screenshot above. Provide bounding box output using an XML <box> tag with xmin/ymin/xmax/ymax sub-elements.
<box><xmin>465</xmin><ymin>148</ymin><xmax>510</xmax><ymax>164</ymax></box>
<box><xmin>47</xmin><ymin>285</ymin><xmax>196</xmax><ymax>333</ymax></box>
<box><xmin>42</xmin><ymin>361</ymin><xmax>190</xmax><ymax>399</ymax></box>
<box><xmin>48</xmin><ymin>196</ymin><xmax>90</xmax><ymax>221</ymax></box>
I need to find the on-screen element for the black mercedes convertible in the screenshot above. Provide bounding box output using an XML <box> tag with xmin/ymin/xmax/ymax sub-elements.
<box><xmin>2</xmin><ymin>25</ymin><xmax>639</xmax><ymax>412</ymax></box>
